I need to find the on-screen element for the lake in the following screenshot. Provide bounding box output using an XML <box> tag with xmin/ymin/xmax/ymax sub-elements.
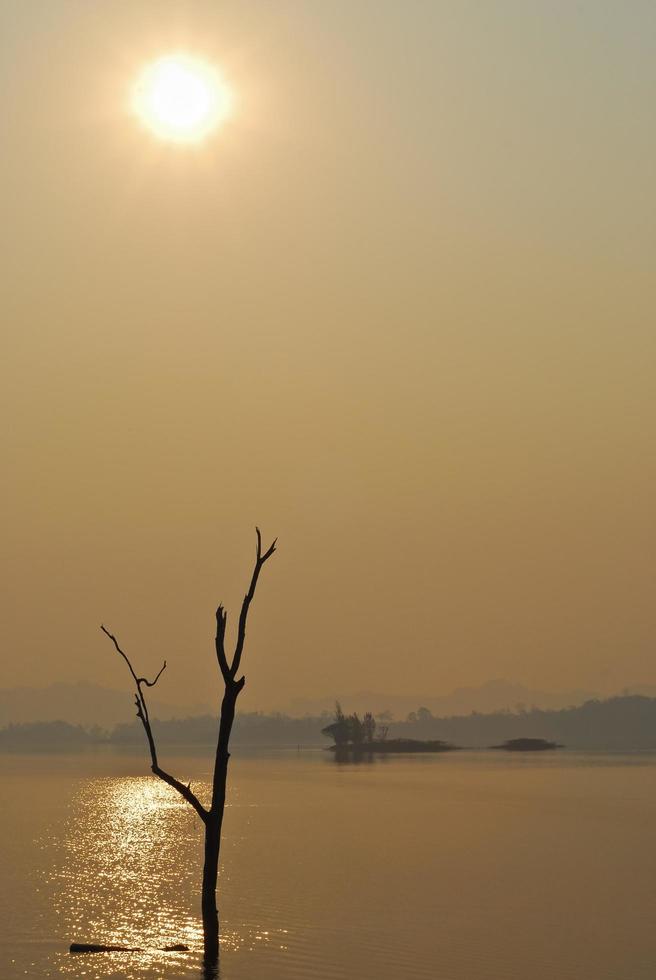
<box><xmin>2</xmin><ymin>748</ymin><xmax>656</xmax><ymax>979</ymax></box>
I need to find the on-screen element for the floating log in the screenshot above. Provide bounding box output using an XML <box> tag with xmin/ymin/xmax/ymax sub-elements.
<box><xmin>69</xmin><ymin>942</ymin><xmax>189</xmax><ymax>953</ymax></box>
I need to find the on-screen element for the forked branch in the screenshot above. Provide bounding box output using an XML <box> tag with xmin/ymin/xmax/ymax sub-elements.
<box><xmin>100</xmin><ymin>625</ymin><xmax>208</xmax><ymax>823</ymax></box>
<box><xmin>230</xmin><ymin>527</ymin><xmax>277</xmax><ymax>680</ymax></box>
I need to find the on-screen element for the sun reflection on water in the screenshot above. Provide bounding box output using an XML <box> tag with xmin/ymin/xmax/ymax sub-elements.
<box><xmin>51</xmin><ymin>776</ymin><xmax>203</xmax><ymax>976</ymax></box>
<box><xmin>45</xmin><ymin>774</ymin><xmax>289</xmax><ymax>979</ymax></box>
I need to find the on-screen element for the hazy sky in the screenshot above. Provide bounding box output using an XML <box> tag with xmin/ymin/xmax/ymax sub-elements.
<box><xmin>1</xmin><ymin>1</ymin><xmax>654</xmax><ymax>711</ymax></box>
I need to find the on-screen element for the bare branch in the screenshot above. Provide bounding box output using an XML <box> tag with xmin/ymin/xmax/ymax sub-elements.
<box><xmin>138</xmin><ymin>661</ymin><xmax>167</xmax><ymax>687</ymax></box>
<box><xmin>214</xmin><ymin>606</ymin><xmax>231</xmax><ymax>683</ymax></box>
<box><xmin>230</xmin><ymin>527</ymin><xmax>277</xmax><ymax>679</ymax></box>
<box><xmin>101</xmin><ymin>625</ymin><xmax>208</xmax><ymax>824</ymax></box>
<box><xmin>101</xmin><ymin>625</ymin><xmax>142</xmax><ymax>697</ymax></box>
<box><xmin>152</xmin><ymin>764</ymin><xmax>208</xmax><ymax>822</ymax></box>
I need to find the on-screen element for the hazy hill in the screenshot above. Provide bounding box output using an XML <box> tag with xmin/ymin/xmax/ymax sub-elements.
<box><xmin>0</xmin><ymin>678</ymin><xmax>599</xmax><ymax>729</ymax></box>
<box><xmin>0</xmin><ymin>720</ymin><xmax>100</xmax><ymax>749</ymax></box>
<box><xmin>0</xmin><ymin>682</ymin><xmax>210</xmax><ymax>729</ymax></box>
<box><xmin>111</xmin><ymin>695</ymin><xmax>656</xmax><ymax>751</ymax></box>
<box><xmin>392</xmin><ymin>696</ymin><xmax>656</xmax><ymax>750</ymax></box>
<box><xmin>285</xmin><ymin>679</ymin><xmax>598</xmax><ymax>719</ymax></box>
<box><xmin>111</xmin><ymin>710</ymin><xmax>329</xmax><ymax>748</ymax></box>
<box><xmin>5</xmin><ymin>682</ymin><xmax>656</xmax><ymax>752</ymax></box>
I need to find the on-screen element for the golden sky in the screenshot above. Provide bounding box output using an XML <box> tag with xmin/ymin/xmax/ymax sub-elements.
<box><xmin>1</xmin><ymin>1</ymin><xmax>654</xmax><ymax>710</ymax></box>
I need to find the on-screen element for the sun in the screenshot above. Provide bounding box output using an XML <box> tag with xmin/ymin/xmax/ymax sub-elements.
<box><xmin>132</xmin><ymin>54</ymin><xmax>232</xmax><ymax>143</ymax></box>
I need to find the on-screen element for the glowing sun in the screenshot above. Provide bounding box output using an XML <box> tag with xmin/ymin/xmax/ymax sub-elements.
<box><xmin>132</xmin><ymin>54</ymin><xmax>232</xmax><ymax>143</ymax></box>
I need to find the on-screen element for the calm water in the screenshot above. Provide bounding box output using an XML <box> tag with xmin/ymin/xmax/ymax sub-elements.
<box><xmin>2</xmin><ymin>748</ymin><xmax>656</xmax><ymax>979</ymax></box>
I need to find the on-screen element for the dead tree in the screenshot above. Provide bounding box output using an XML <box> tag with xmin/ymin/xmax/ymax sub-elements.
<box><xmin>101</xmin><ymin>528</ymin><xmax>276</xmax><ymax>968</ymax></box>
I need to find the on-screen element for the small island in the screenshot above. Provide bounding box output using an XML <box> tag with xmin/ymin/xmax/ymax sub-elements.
<box><xmin>322</xmin><ymin>703</ymin><xmax>458</xmax><ymax>754</ymax></box>
<box><xmin>329</xmin><ymin>737</ymin><xmax>457</xmax><ymax>755</ymax></box>
<box><xmin>491</xmin><ymin>738</ymin><xmax>562</xmax><ymax>751</ymax></box>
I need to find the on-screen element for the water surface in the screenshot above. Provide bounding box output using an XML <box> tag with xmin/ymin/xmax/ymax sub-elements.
<box><xmin>2</xmin><ymin>748</ymin><xmax>656</xmax><ymax>979</ymax></box>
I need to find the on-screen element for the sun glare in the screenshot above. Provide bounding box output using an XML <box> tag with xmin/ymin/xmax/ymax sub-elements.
<box><xmin>132</xmin><ymin>54</ymin><xmax>231</xmax><ymax>143</ymax></box>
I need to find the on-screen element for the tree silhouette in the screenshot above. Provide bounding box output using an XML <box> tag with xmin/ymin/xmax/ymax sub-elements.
<box><xmin>320</xmin><ymin>701</ymin><xmax>350</xmax><ymax>745</ymax></box>
<box><xmin>362</xmin><ymin>711</ymin><xmax>376</xmax><ymax>742</ymax></box>
<box><xmin>321</xmin><ymin>703</ymin><xmax>377</xmax><ymax>747</ymax></box>
<box><xmin>101</xmin><ymin>527</ymin><xmax>276</xmax><ymax>972</ymax></box>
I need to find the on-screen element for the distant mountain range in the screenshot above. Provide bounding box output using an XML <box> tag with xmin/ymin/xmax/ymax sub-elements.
<box><xmin>0</xmin><ymin>682</ymin><xmax>211</xmax><ymax>729</ymax></box>
<box><xmin>3</xmin><ymin>678</ymin><xmax>656</xmax><ymax>730</ymax></box>
<box><xmin>284</xmin><ymin>679</ymin><xmax>604</xmax><ymax>719</ymax></box>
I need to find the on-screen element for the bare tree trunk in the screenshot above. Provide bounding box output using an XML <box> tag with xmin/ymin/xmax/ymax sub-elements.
<box><xmin>202</xmin><ymin>821</ymin><xmax>220</xmax><ymax>964</ymax></box>
<box><xmin>202</xmin><ymin>680</ymin><xmax>240</xmax><ymax>962</ymax></box>
<box><xmin>102</xmin><ymin>528</ymin><xmax>276</xmax><ymax>975</ymax></box>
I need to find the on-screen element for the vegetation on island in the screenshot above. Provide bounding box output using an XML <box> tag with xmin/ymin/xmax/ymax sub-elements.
<box><xmin>321</xmin><ymin>702</ymin><xmax>457</xmax><ymax>754</ymax></box>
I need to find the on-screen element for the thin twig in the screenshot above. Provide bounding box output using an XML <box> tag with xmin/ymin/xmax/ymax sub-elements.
<box><xmin>138</xmin><ymin>662</ymin><xmax>167</xmax><ymax>688</ymax></box>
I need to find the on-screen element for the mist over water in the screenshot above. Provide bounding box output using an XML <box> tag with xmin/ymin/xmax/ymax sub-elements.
<box><xmin>3</xmin><ymin>749</ymin><xmax>656</xmax><ymax>979</ymax></box>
